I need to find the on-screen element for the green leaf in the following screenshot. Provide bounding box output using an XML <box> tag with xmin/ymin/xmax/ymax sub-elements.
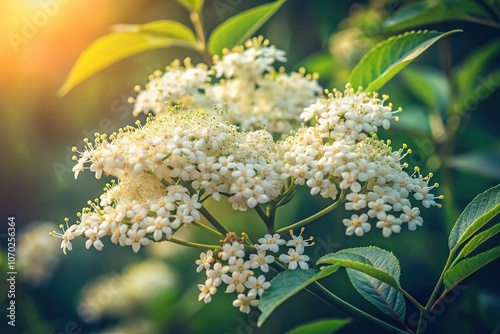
<box><xmin>58</xmin><ymin>21</ymin><xmax>198</xmax><ymax>96</ymax></box>
<box><xmin>176</xmin><ymin>0</ymin><xmax>205</xmax><ymax>12</ymax></box>
<box><xmin>208</xmin><ymin>0</ymin><xmax>286</xmax><ymax>56</ymax></box>
<box><xmin>449</xmin><ymin>184</ymin><xmax>500</xmax><ymax>251</ymax></box>
<box><xmin>110</xmin><ymin>20</ymin><xmax>197</xmax><ymax>42</ymax></box>
<box><xmin>286</xmin><ymin>318</ymin><xmax>351</xmax><ymax>334</ymax></box>
<box><xmin>317</xmin><ymin>250</ymin><xmax>400</xmax><ymax>290</ymax></box>
<box><xmin>444</xmin><ymin>246</ymin><xmax>500</xmax><ymax>290</ymax></box>
<box><xmin>257</xmin><ymin>266</ymin><xmax>339</xmax><ymax>327</ymax></box>
<box><xmin>401</xmin><ymin>66</ymin><xmax>450</xmax><ymax>111</ymax></box>
<box><xmin>349</xmin><ymin>29</ymin><xmax>461</xmax><ymax>92</ymax></box>
<box><xmin>382</xmin><ymin>0</ymin><xmax>494</xmax><ymax>32</ymax></box>
<box><xmin>455</xmin><ymin>223</ymin><xmax>500</xmax><ymax>262</ymax></box>
<box><xmin>444</xmin><ymin>150</ymin><xmax>500</xmax><ymax>180</ymax></box>
<box><xmin>317</xmin><ymin>247</ymin><xmax>406</xmax><ymax>322</ymax></box>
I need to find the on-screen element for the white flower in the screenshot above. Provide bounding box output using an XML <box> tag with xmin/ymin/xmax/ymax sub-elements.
<box><xmin>244</xmin><ymin>275</ymin><xmax>270</xmax><ymax>297</ymax></box>
<box><xmin>232</xmin><ymin>291</ymin><xmax>259</xmax><ymax>314</ymax></box>
<box><xmin>248</xmin><ymin>250</ymin><xmax>275</xmax><ymax>273</ymax></box>
<box><xmin>198</xmin><ymin>281</ymin><xmax>217</xmax><ymax>303</ymax></box>
<box><xmin>286</xmin><ymin>228</ymin><xmax>314</xmax><ymax>253</ymax></box>
<box><xmin>84</xmin><ymin>226</ymin><xmax>105</xmax><ymax>251</ymax></box>
<box><xmin>195</xmin><ymin>250</ymin><xmax>214</xmax><ymax>273</ymax></box>
<box><xmin>367</xmin><ymin>198</ymin><xmax>392</xmax><ymax>219</ymax></box>
<box><xmin>124</xmin><ymin>224</ymin><xmax>150</xmax><ymax>253</ymax></box>
<box><xmin>345</xmin><ymin>192</ymin><xmax>367</xmax><ymax>210</ymax></box>
<box><xmin>258</xmin><ymin>234</ymin><xmax>286</xmax><ymax>253</ymax></box>
<box><xmin>206</xmin><ymin>262</ymin><xmax>229</xmax><ymax>287</ymax></box>
<box><xmin>222</xmin><ymin>271</ymin><xmax>248</xmax><ymax>293</ymax></box>
<box><xmin>279</xmin><ymin>248</ymin><xmax>310</xmax><ymax>270</ymax></box>
<box><xmin>110</xmin><ymin>222</ymin><xmax>128</xmax><ymax>246</ymax></box>
<box><xmin>343</xmin><ymin>213</ymin><xmax>371</xmax><ymax>237</ymax></box>
<box><xmin>59</xmin><ymin>224</ymin><xmax>77</xmax><ymax>255</ymax></box>
<box><xmin>376</xmin><ymin>214</ymin><xmax>402</xmax><ymax>237</ymax></box>
<box><xmin>219</xmin><ymin>242</ymin><xmax>245</xmax><ymax>265</ymax></box>
<box><xmin>400</xmin><ymin>207</ymin><xmax>423</xmax><ymax>231</ymax></box>
<box><xmin>227</xmin><ymin>258</ymin><xmax>252</xmax><ymax>275</ymax></box>
<box><xmin>177</xmin><ymin>194</ymin><xmax>202</xmax><ymax>222</ymax></box>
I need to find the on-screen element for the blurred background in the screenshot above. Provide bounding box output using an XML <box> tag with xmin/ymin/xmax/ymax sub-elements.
<box><xmin>0</xmin><ymin>0</ymin><xmax>499</xmax><ymax>333</ymax></box>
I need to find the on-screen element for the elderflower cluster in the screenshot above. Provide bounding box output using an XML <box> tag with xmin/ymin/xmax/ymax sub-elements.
<box><xmin>196</xmin><ymin>231</ymin><xmax>313</xmax><ymax>314</ymax></box>
<box><xmin>282</xmin><ymin>85</ymin><xmax>443</xmax><ymax>237</ymax></box>
<box><xmin>130</xmin><ymin>36</ymin><xmax>322</xmax><ymax>134</ymax></box>
<box><xmin>54</xmin><ymin>39</ymin><xmax>443</xmax><ymax>258</ymax></box>
<box><xmin>53</xmin><ymin>112</ymin><xmax>289</xmax><ymax>254</ymax></box>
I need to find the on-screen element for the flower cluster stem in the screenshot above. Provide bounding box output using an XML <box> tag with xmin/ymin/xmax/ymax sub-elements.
<box><xmin>198</xmin><ymin>205</ymin><xmax>230</xmax><ymax>235</ymax></box>
<box><xmin>276</xmin><ymin>196</ymin><xmax>342</xmax><ymax>234</ymax></box>
<box><xmin>190</xmin><ymin>10</ymin><xmax>212</xmax><ymax>66</ymax></box>
<box><xmin>415</xmin><ymin>250</ymin><xmax>456</xmax><ymax>333</ymax></box>
<box><xmin>268</xmin><ymin>262</ymin><xmax>409</xmax><ymax>333</ymax></box>
<box><xmin>307</xmin><ymin>281</ymin><xmax>410</xmax><ymax>333</ymax></box>
<box><xmin>169</xmin><ymin>237</ymin><xmax>220</xmax><ymax>250</ymax></box>
<box><xmin>192</xmin><ymin>220</ymin><xmax>224</xmax><ymax>237</ymax></box>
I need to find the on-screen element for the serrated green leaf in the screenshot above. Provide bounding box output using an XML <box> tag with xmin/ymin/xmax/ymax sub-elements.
<box><xmin>176</xmin><ymin>0</ymin><xmax>205</xmax><ymax>12</ymax></box>
<box><xmin>257</xmin><ymin>266</ymin><xmax>339</xmax><ymax>327</ymax></box>
<box><xmin>449</xmin><ymin>184</ymin><xmax>500</xmax><ymax>251</ymax></box>
<box><xmin>317</xmin><ymin>250</ymin><xmax>400</xmax><ymax>289</ymax></box>
<box><xmin>58</xmin><ymin>21</ymin><xmax>198</xmax><ymax>96</ymax></box>
<box><xmin>444</xmin><ymin>246</ymin><xmax>500</xmax><ymax>290</ymax></box>
<box><xmin>318</xmin><ymin>247</ymin><xmax>406</xmax><ymax>322</ymax></box>
<box><xmin>382</xmin><ymin>0</ymin><xmax>494</xmax><ymax>32</ymax></box>
<box><xmin>349</xmin><ymin>29</ymin><xmax>461</xmax><ymax>92</ymax></box>
<box><xmin>455</xmin><ymin>223</ymin><xmax>500</xmax><ymax>262</ymax></box>
<box><xmin>401</xmin><ymin>66</ymin><xmax>450</xmax><ymax>111</ymax></box>
<box><xmin>286</xmin><ymin>318</ymin><xmax>351</xmax><ymax>334</ymax></box>
<box><xmin>444</xmin><ymin>150</ymin><xmax>500</xmax><ymax>180</ymax></box>
<box><xmin>208</xmin><ymin>0</ymin><xmax>286</xmax><ymax>56</ymax></box>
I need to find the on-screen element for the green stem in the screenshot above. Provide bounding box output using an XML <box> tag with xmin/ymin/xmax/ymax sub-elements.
<box><xmin>190</xmin><ymin>10</ymin><xmax>212</xmax><ymax>66</ymax></box>
<box><xmin>198</xmin><ymin>205</ymin><xmax>230</xmax><ymax>235</ymax></box>
<box><xmin>424</xmin><ymin>252</ymin><xmax>455</xmax><ymax>310</ymax></box>
<box><xmin>268</xmin><ymin>262</ymin><xmax>409</xmax><ymax>333</ymax></box>
<box><xmin>400</xmin><ymin>288</ymin><xmax>425</xmax><ymax>311</ymax></box>
<box><xmin>255</xmin><ymin>204</ymin><xmax>270</xmax><ymax>225</ymax></box>
<box><xmin>255</xmin><ymin>203</ymin><xmax>276</xmax><ymax>234</ymax></box>
<box><xmin>415</xmin><ymin>250</ymin><xmax>456</xmax><ymax>333</ymax></box>
<box><xmin>268</xmin><ymin>203</ymin><xmax>277</xmax><ymax>232</ymax></box>
<box><xmin>308</xmin><ymin>281</ymin><xmax>409</xmax><ymax>333</ymax></box>
<box><xmin>276</xmin><ymin>196</ymin><xmax>342</xmax><ymax>234</ymax></box>
<box><xmin>169</xmin><ymin>237</ymin><xmax>221</xmax><ymax>250</ymax></box>
<box><xmin>192</xmin><ymin>220</ymin><xmax>224</xmax><ymax>237</ymax></box>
